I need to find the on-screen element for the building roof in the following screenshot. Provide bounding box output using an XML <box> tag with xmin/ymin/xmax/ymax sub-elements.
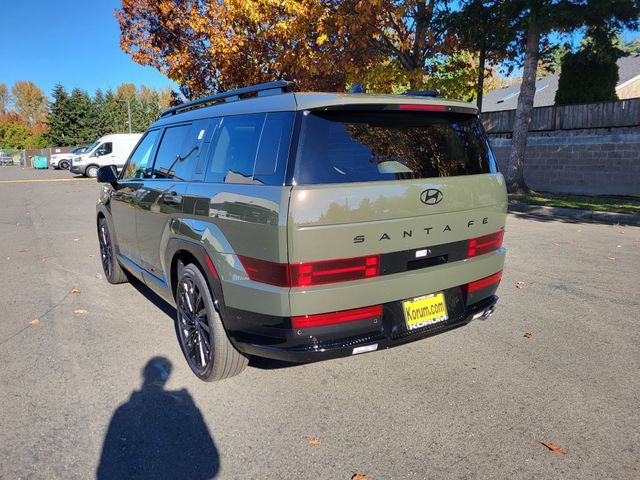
<box><xmin>481</xmin><ymin>54</ymin><xmax>640</xmax><ymax>112</ymax></box>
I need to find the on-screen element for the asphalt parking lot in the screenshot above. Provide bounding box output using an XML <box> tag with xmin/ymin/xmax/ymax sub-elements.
<box><xmin>1</xmin><ymin>167</ymin><xmax>639</xmax><ymax>479</ymax></box>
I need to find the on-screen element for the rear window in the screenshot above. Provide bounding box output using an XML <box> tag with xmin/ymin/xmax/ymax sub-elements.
<box><xmin>293</xmin><ymin>110</ymin><xmax>495</xmax><ymax>185</ymax></box>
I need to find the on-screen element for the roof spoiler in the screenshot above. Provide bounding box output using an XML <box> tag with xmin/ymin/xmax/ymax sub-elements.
<box><xmin>160</xmin><ymin>81</ymin><xmax>294</xmax><ymax>118</ymax></box>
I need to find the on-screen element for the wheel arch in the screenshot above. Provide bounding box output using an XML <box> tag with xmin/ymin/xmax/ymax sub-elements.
<box><xmin>166</xmin><ymin>239</ymin><xmax>224</xmax><ymax>308</ymax></box>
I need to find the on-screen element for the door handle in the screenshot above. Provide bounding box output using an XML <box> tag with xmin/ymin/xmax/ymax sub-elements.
<box><xmin>162</xmin><ymin>192</ymin><xmax>183</xmax><ymax>205</ymax></box>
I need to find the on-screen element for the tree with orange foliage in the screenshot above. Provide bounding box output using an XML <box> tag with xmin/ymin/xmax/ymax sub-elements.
<box><xmin>117</xmin><ymin>0</ymin><xmax>385</xmax><ymax>98</ymax></box>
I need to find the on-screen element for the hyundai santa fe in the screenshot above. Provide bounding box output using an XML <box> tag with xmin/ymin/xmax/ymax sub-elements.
<box><xmin>95</xmin><ymin>81</ymin><xmax>507</xmax><ymax>381</ymax></box>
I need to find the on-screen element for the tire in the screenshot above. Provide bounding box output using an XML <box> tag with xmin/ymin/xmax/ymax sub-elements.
<box><xmin>98</xmin><ymin>217</ymin><xmax>128</xmax><ymax>284</ymax></box>
<box><xmin>59</xmin><ymin>160</ymin><xmax>69</xmax><ymax>170</ymax></box>
<box><xmin>86</xmin><ymin>164</ymin><xmax>99</xmax><ymax>178</ymax></box>
<box><xmin>176</xmin><ymin>263</ymin><xmax>248</xmax><ymax>381</ymax></box>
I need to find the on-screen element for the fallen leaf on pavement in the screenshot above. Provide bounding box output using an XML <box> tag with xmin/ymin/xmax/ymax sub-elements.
<box><xmin>89</xmin><ymin>254</ymin><xmax>95</xmax><ymax>258</ymax></box>
<box><xmin>552</xmin><ymin>242</ymin><xmax>560</xmax><ymax>246</ymax></box>
<box><xmin>30</xmin><ymin>319</ymin><xmax>40</xmax><ymax>326</ymax></box>
<box><xmin>523</xmin><ymin>332</ymin><xmax>533</xmax><ymax>339</ymax></box>
<box><xmin>74</xmin><ymin>309</ymin><xmax>88</xmax><ymax>315</ymax></box>
<box><xmin>308</xmin><ymin>438</ymin><xmax>321</xmax><ymax>446</ymax></box>
<box><xmin>70</xmin><ymin>288</ymin><xmax>80</xmax><ymax>294</ymax></box>
<box><xmin>616</xmin><ymin>245</ymin><xmax>622</xmax><ymax>248</ymax></box>
<box><xmin>607</xmin><ymin>256</ymin><xmax>615</xmax><ymax>260</ymax></box>
<box><xmin>73</xmin><ymin>238</ymin><xmax>80</xmax><ymax>241</ymax></box>
<box><xmin>539</xmin><ymin>440</ymin><xmax>567</xmax><ymax>456</ymax></box>
<box><xmin>352</xmin><ymin>475</ymin><xmax>369</xmax><ymax>480</ymax></box>
<box><xmin>515</xmin><ymin>281</ymin><xmax>525</xmax><ymax>289</ymax></box>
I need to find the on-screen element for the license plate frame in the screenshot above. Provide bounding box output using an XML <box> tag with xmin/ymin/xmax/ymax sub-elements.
<box><xmin>403</xmin><ymin>292</ymin><xmax>448</xmax><ymax>331</ymax></box>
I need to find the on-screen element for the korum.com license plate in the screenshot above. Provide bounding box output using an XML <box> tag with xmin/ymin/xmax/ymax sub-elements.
<box><xmin>403</xmin><ymin>292</ymin><xmax>448</xmax><ymax>330</ymax></box>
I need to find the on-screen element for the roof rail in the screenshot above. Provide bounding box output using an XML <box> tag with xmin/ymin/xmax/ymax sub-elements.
<box><xmin>160</xmin><ymin>80</ymin><xmax>294</xmax><ymax>117</ymax></box>
<box><xmin>402</xmin><ymin>90</ymin><xmax>439</xmax><ymax>97</ymax></box>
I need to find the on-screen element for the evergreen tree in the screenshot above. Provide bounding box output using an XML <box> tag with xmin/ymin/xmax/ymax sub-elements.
<box><xmin>67</xmin><ymin>88</ymin><xmax>99</xmax><ymax>145</ymax></box>
<box><xmin>556</xmin><ymin>27</ymin><xmax>622</xmax><ymax>105</ymax></box>
<box><xmin>46</xmin><ymin>84</ymin><xmax>71</xmax><ymax>146</ymax></box>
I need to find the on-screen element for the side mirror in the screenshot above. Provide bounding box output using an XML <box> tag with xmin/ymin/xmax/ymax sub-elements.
<box><xmin>97</xmin><ymin>165</ymin><xmax>119</xmax><ymax>186</ymax></box>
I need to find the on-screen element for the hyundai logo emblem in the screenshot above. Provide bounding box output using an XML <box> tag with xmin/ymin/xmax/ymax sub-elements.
<box><xmin>420</xmin><ymin>188</ymin><xmax>443</xmax><ymax>205</ymax></box>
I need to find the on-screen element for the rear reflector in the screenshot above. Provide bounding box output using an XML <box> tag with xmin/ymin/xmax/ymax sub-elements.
<box><xmin>290</xmin><ymin>255</ymin><xmax>380</xmax><ymax>288</ymax></box>
<box><xmin>292</xmin><ymin>305</ymin><xmax>383</xmax><ymax>329</ymax></box>
<box><xmin>204</xmin><ymin>253</ymin><xmax>219</xmax><ymax>279</ymax></box>
<box><xmin>467</xmin><ymin>230</ymin><xmax>504</xmax><ymax>258</ymax></box>
<box><xmin>237</xmin><ymin>256</ymin><xmax>289</xmax><ymax>287</ymax></box>
<box><xmin>468</xmin><ymin>271</ymin><xmax>503</xmax><ymax>292</ymax></box>
<box><xmin>399</xmin><ymin>104</ymin><xmax>447</xmax><ymax>111</ymax></box>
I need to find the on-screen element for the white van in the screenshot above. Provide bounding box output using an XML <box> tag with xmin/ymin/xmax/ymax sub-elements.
<box><xmin>69</xmin><ymin>133</ymin><xmax>142</xmax><ymax>178</ymax></box>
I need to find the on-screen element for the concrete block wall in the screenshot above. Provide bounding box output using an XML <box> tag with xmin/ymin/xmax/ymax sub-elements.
<box><xmin>489</xmin><ymin>130</ymin><xmax>640</xmax><ymax>196</ymax></box>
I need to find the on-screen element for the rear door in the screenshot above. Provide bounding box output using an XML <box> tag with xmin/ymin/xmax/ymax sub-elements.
<box><xmin>136</xmin><ymin>120</ymin><xmax>211</xmax><ymax>280</ymax></box>
<box><xmin>287</xmin><ymin>108</ymin><xmax>507</xmax><ymax>315</ymax></box>
<box><xmin>111</xmin><ymin>130</ymin><xmax>161</xmax><ymax>264</ymax></box>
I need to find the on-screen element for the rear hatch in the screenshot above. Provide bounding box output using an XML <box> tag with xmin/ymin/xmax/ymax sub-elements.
<box><xmin>287</xmin><ymin>105</ymin><xmax>507</xmax><ymax>316</ymax></box>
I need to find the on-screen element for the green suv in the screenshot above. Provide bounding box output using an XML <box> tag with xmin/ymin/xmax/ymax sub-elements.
<box><xmin>96</xmin><ymin>81</ymin><xmax>507</xmax><ymax>381</ymax></box>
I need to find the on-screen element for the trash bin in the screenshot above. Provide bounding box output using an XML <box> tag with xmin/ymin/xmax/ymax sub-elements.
<box><xmin>32</xmin><ymin>156</ymin><xmax>48</xmax><ymax>169</ymax></box>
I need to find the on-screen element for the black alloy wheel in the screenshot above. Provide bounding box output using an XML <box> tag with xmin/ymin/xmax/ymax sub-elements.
<box><xmin>98</xmin><ymin>217</ymin><xmax>128</xmax><ymax>284</ymax></box>
<box><xmin>176</xmin><ymin>264</ymin><xmax>248</xmax><ymax>381</ymax></box>
<box><xmin>59</xmin><ymin>160</ymin><xmax>69</xmax><ymax>170</ymax></box>
<box><xmin>177</xmin><ymin>274</ymin><xmax>212</xmax><ymax>377</ymax></box>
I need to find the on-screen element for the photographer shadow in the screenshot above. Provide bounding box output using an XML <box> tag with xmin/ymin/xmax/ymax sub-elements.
<box><xmin>97</xmin><ymin>357</ymin><xmax>219</xmax><ymax>479</ymax></box>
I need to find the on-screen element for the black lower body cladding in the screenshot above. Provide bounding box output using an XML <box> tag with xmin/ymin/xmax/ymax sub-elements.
<box><xmin>222</xmin><ymin>283</ymin><xmax>500</xmax><ymax>363</ymax></box>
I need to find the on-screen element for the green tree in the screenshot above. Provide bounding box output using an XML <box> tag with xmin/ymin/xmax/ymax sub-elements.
<box><xmin>555</xmin><ymin>27</ymin><xmax>622</xmax><ymax>105</ymax></box>
<box><xmin>442</xmin><ymin>0</ymin><xmax>512</xmax><ymax>110</ymax></box>
<box><xmin>0</xmin><ymin>122</ymin><xmax>31</xmax><ymax>149</ymax></box>
<box><xmin>67</xmin><ymin>88</ymin><xmax>99</xmax><ymax>144</ymax></box>
<box><xmin>46</xmin><ymin>84</ymin><xmax>72</xmax><ymax>146</ymax></box>
<box><xmin>502</xmin><ymin>0</ymin><xmax>639</xmax><ymax>193</ymax></box>
<box><xmin>0</xmin><ymin>83</ymin><xmax>8</xmax><ymax>115</ymax></box>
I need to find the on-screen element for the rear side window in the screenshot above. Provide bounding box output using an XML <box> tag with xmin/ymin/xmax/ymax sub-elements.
<box><xmin>204</xmin><ymin>112</ymin><xmax>294</xmax><ymax>185</ymax></box>
<box><xmin>294</xmin><ymin>110</ymin><xmax>495</xmax><ymax>185</ymax></box>
<box><xmin>122</xmin><ymin>130</ymin><xmax>161</xmax><ymax>180</ymax></box>
<box><xmin>206</xmin><ymin>114</ymin><xmax>263</xmax><ymax>184</ymax></box>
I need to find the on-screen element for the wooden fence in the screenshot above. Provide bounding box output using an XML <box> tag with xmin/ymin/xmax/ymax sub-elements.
<box><xmin>481</xmin><ymin>98</ymin><xmax>640</xmax><ymax>134</ymax></box>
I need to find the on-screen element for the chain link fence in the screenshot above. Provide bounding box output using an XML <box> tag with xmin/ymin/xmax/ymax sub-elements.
<box><xmin>0</xmin><ymin>149</ymin><xmax>26</xmax><ymax>167</ymax></box>
<box><xmin>0</xmin><ymin>147</ymin><xmax>77</xmax><ymax>168</ymax></box>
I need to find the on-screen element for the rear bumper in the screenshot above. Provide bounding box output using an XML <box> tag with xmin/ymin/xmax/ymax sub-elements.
<box><xmin>225</xmin><ymin>284</ymin><xmax>500</xmax><ymax>363</ymax></box>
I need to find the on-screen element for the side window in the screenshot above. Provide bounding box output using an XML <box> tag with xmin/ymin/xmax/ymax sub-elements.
<box><xmin>152</xmin><ymin>125</ymin><xmax>191</xmax><ymax>180</ymax></box>
<box><xmin>173</xmin><ymin>120</ymin><xmax>211</xmax><ymax>181</ymax></box>
<box><xmin>97</xmin><ymin>142</ymin><xmax>113</xmax><ymax>156</ymax></box>
<box><xmin>205</xmin><ymin>114</ymin><xmax>265</xmax><ymax>184</ymax></box>
<box><xmin>253</xmin><ymin>112</ymin><xmax>294</xmax><ymax>185</ymax></box>
<box><xmin>121</xmin><ymin>131</ymin><xmax>160</xmax><ymax>180</ymax></box>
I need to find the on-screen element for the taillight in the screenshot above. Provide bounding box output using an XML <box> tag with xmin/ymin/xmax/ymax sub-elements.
<box><xmin>399</xmin><ymin>104</ymin><xmax>447</xmax><ymax>111</ymax></box>
<box><xmin>237</xmin><ymin>256</ymin><xmax>289</xmax><ymax>287</ymax></box>
<box><xmin>468</xmin><ymin>271</ymin><xmax>503</xmax><ymax>292</ymax></box>
<box><xmin>238</xmin><ymin>254</ymin><xmax>381</xmax><ymax>288</ymax></box>
<box><xmin>467</xmin><ymin>231</ymin><xmax>504</xmax><ymax>258</ymax></box>
<box><xmin>290</xmin><ymin>255</ymin><xmax>380</xmax><ymax>288</ymax></box>
<box><xmin>292</xmin><ymin>305</ymin><xmax>383</xmax><ymax>329</ymax></box>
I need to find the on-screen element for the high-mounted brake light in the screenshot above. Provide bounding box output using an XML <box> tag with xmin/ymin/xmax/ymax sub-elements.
<box><xmin>467</xmin><ymin>231</ymin><xmax>504</xmax><ymax>258</ymax></box>
<box><xmin>290</xmin><ymin>255</ymin><xmax>380</xmax><ymax>288</ymax></box>
<box><xmin>399</xmin><ymin>104</ymin><xmax>447</xmax><ymax>111</ymax></box>
<box><xmin>468</xmin><ymin>271</ymin><xmax>503</xmax><ymax>292</ymax></box>
<box><xmin>292</xmin><ymin>305</ymin><xmax>383</xmax><ymax>329</ymax></box>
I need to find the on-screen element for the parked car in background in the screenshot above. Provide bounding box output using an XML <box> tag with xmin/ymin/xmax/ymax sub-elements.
<box><xmin>50</xmin><ymin>146</ymin><xmax>87</xmax><ymax>170</ymax></box>
<box><xmin>70</xmin><ymin>134</ymin><xmax>142</xmax><ymax>178</ymax></box>
<box><xmin>95</xmin><ymin>81</ymin><xmax>507</xmax><ymax>381</ymax></box>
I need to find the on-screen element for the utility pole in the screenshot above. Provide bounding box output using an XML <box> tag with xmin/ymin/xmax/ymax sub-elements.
<box><xmin>126</xmin><ymin>99</ymin><xmax>132</xmax><ymax>133</ymax></box>
<box><xmin>118</xmin><ymin>99</ymin><xmax>133</xmax><ymax>133</ymax></box>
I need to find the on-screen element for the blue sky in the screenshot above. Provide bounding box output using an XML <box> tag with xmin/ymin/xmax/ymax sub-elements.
<box><xmin>0</xmin><ymin>0</ymin><xmax>177</xmax><ymax>97</ymax></box>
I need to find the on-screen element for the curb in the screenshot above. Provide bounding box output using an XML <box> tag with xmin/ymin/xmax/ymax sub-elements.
<box><xmin>508</xmin><ymin>203</ymin><xmax>640</xmax><ymax>227</ymax></box>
